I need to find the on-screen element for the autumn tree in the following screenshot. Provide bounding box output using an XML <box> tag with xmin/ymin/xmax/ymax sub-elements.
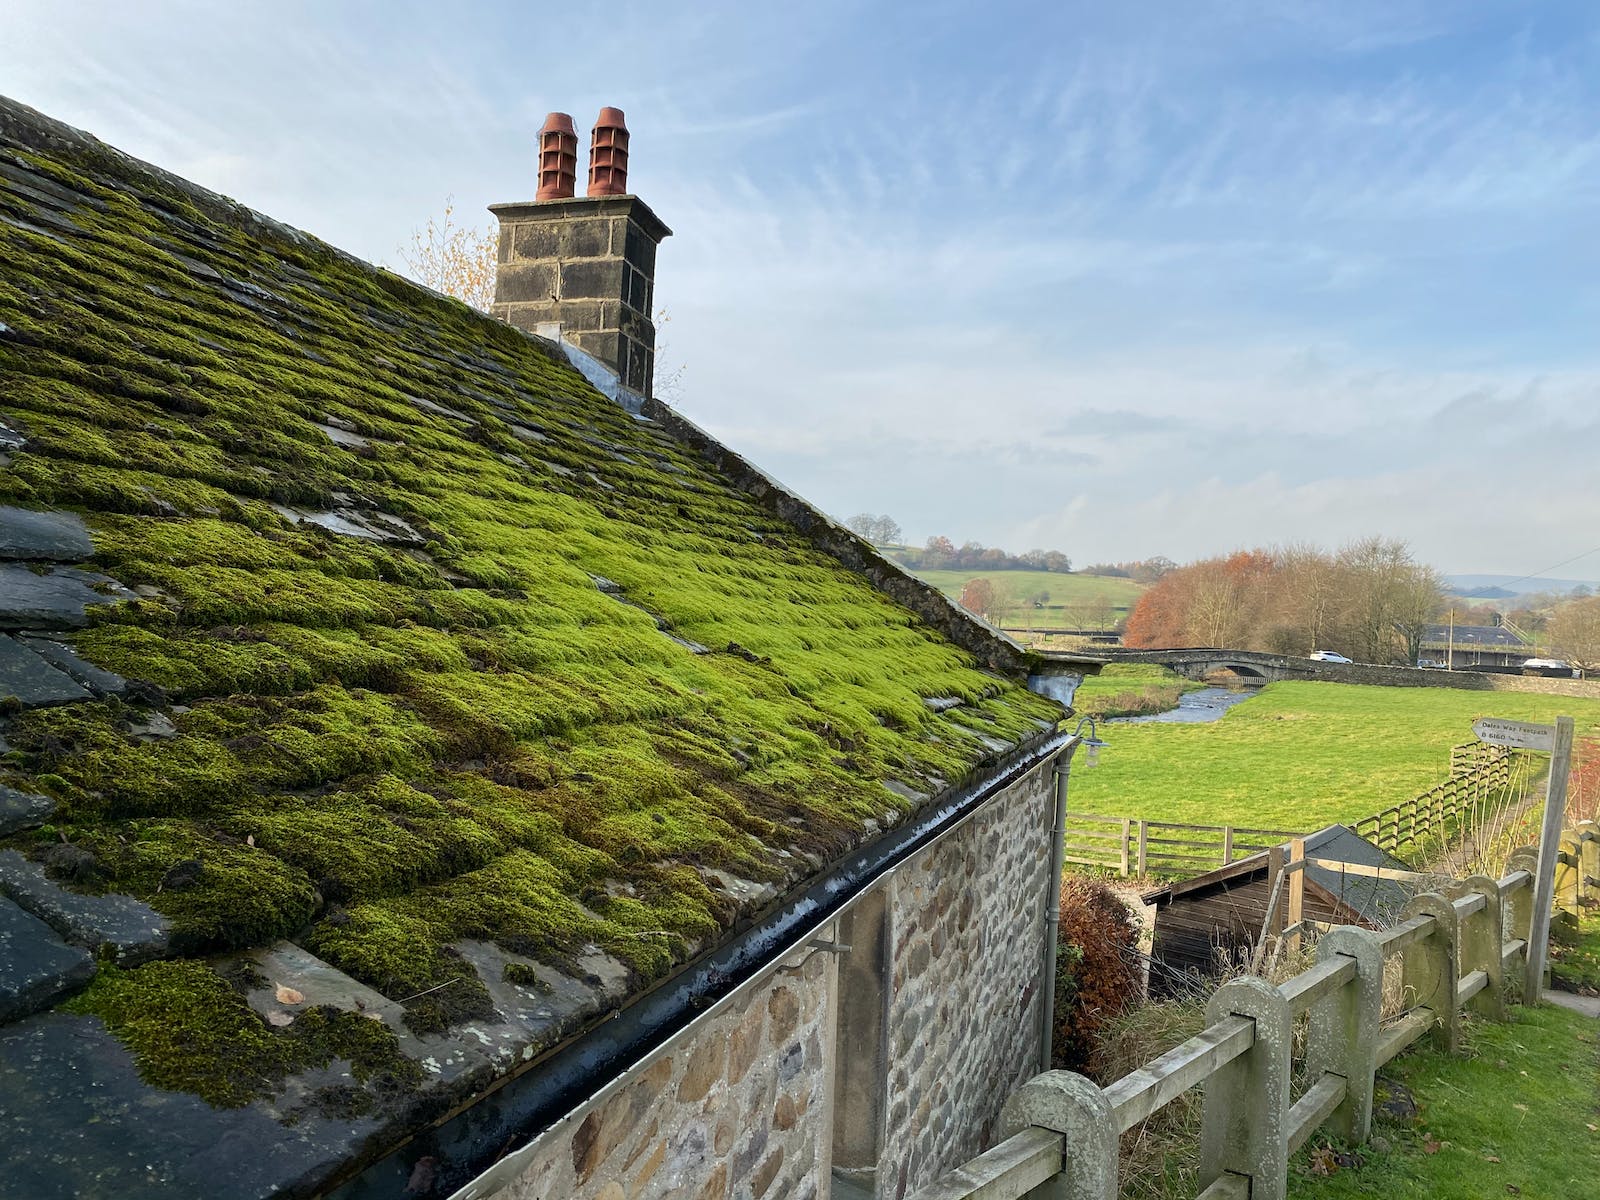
<box><xmin>958</xmin><ymin>578</ymin><xmax>997</xmax><ymax>621</ymax></box>
<box><xmin>1548</xmin><ymin>595</ymin><xmax>1600</xmax><ymax>673</ymax></box>
<box><xmin>398</xmin><ymin>198</ymin><xmax>498</xmax><ymax>312</ymax></box>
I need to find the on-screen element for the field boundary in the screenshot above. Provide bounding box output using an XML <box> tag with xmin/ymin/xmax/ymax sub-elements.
<box><xmin>1069</xmin><ymin>743</ymin><xmax>1515</xmax><ymax>877</ymax></box>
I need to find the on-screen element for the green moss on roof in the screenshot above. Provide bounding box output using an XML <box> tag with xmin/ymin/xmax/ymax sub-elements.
<box><xmin>0</xmin><ymin>128</ymin><xmax>1059</xmax><ymax>1055</ymax></box>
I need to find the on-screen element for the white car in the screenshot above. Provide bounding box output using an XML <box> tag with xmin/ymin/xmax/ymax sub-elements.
<box><xmin>1308</xmin><ymin>650</ymin><xmax>1353</xmax><ymax>664</ymax></box>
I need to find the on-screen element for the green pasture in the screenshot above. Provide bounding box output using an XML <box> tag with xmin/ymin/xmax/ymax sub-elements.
<box><xmin>1066</xmin><ymin>681</ymin><xmax>1600</xmax><ymax>831</ymax></box>
<box><xmin>911</xmin><ymin>568</ymin><xmax>1145</xmax><ymax>629</ymax></box>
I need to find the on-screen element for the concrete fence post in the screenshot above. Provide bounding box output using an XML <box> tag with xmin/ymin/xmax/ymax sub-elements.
<box><xmin>1199</xmin><ymin>976</ymin><xmax>1292</xmax><ymax>1200</ymax></box>
<box><xmin>1556</xmin><ymin>831</ymin><xmax>1583</xmax><ymax>929</ymax></box>
<box><xmin>1454</xmin><ymin>874</ymin><xmax>1505</xmax><ymax>1022</ymax></box>
<box><xmin>999</xmin><ymin>1071</ymin><xmax>1116</xmax><ymax>1200</ymax></box>
<box><xmin>1400</xmin><ymin>893</ymin><xmax>1459</xmax><ymax>1054</ymax></box>
<box><xmin>1306</xmin><ymin>926</ymin><xmax>1383</xmax><ymax>1144</ymax></box>
<box><xmin>1579</xmin><ymin>821</ymin><xmax>1600</xmax><ymax>902</ymax></box>
<box><xmin>1505</xmin><ymin>847</ymin><xmax>1538</xmax><ymax>954</ymax></box>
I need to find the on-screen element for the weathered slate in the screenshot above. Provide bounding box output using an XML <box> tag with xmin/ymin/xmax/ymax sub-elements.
<box><xmin>0</xmin><ymin>851</ymin><xmax>170</xmax><ymax>964</ymax></box>
<box><xmin>0</xmin><ymin>506</ymin><xmax>92</xmax><ymax>561</ymax></box>
<box><xmin>0</xmin><ymin>564</ymin><xmax>134</xmax><ymax>629</ymax></box>
<box><xmin>0</xmin><ymin>1014</ymin><xmax>381</xmax><ymax>1200</ymax></box>
<box><xmin>0</xmin><ymin>898</ymin><xmax>94</xmax><ymax>1022</ymax></box>
<box><xmin>14</xmin><ymin>635</ymin><xmax>127</xmax><ymax>697</ymax></box>
<box><xmin>0</xmin><ymin>785</ymin><xmax>54</xmax><ymax>836</ymax></box>
<box><xmin>0</xmin><ymin>636</ymin><xmax>91</xmax><ymax>707</ymax></box>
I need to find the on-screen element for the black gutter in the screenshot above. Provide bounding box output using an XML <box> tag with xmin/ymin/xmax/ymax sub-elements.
<box><xmin>328</xmin><ymin>729</ymin><xmax>1068</xmax><ymax>1200</ymax></box>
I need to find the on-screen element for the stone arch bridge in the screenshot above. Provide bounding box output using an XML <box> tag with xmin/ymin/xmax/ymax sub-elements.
<box><xmin>1032</xmin><ymin>647</ymin><xmax>1497</xmax><ymax>690</ymax></box>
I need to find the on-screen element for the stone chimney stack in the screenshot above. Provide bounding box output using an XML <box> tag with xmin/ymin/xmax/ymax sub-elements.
<box><xmin>491</xmin><ymin>107</ymin><xmax>671</xmax><ymax>402</ymax></box>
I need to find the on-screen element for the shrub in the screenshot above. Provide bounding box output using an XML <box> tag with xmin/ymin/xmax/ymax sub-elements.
<box><xmin>1053</xmin><ymin>875</ymin><xmax>1144</xmax><ymax>1074</ymax></box>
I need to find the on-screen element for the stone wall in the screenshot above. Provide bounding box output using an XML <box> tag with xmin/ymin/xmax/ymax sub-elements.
<box><xmin>496</xmin><ymin>939</ymin><xmax>836</xmax><ymax>1200</ymax></box>
<box><xmin>877</xmin><ymin>757</ymin><xmax>1054</xmax><ymax>1197</ymax></box>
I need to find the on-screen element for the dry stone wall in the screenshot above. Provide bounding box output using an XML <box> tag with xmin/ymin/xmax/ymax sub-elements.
<box><xmin>497</xmin><ymin>942</ymin><xmax>836</xmax><ymax>1200</ymax></box>
<box><xmin>877</xmin><ymin>759</ymin><xmax>1054</xmax><ymax>1197</ymax></box>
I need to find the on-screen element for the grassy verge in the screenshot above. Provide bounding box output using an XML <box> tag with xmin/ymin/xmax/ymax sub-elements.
<box><xmin>1551</xmin><ymin>906</ymin><xmax>1600</xmax><ymax>996</ymax></box>
<box><xmin>1069</xmin><ymin>681</ymin><xmax>1600</xmax><ymax>831</ymax></box>
<box><xmin>1288</xmin><ymin>1004</ymin><xmax>1600</xmax><ymax>1199</ymax></box>
<box><xmin>1074</xmin><ymin>664</ymin><xmax>1205</xmax><ymax>719</ymax></box>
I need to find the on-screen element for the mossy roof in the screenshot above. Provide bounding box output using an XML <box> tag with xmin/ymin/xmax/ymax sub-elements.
<box><xmin>0</xmin><ymin>97</ymin><xmax>1062</xmax><ymax>1191</ymax></box>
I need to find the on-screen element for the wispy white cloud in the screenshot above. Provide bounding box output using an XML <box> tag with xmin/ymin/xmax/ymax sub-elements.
<box><xmin>3</xmin><ymin>0</ymin><xmax>1597</xmax><ymax>576</ymax></box>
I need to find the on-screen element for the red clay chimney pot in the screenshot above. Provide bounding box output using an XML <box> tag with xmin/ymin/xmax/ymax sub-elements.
<box><xmin>587</xmin><ymin>107</ymin><xmax>630</xmax><ymax>197</ymax></box>
<box><xmin>536</xmin><ymin>111</ymin><xmax>578</xmax><ymax>200</ymax></box>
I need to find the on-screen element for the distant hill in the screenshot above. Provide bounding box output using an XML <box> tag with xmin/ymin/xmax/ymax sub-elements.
<box><xmin>1443</xmin><ymin>574</ymin><xmax>1598</xmax><ymax>598</ymax></box>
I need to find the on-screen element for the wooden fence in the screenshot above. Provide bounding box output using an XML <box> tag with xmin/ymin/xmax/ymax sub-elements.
<box><xmin>1069</xmin><ymin>743</ymin><xmax>1515</xmax><ymax>878</ymax></box>
<box><xmin>1351</xmin><ymin>746</ymin><xmax>1512</xmax><ymax>855</ymax></box>
<box><xmin>909</xmin><ymin>824</ymin><xmax>1591</xmax><ymax>1200</ymax></box>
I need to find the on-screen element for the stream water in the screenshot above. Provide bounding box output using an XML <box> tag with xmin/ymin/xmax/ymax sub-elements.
<box><xmin>1107</xmin><ymin>685</ymin><xmax>1259</xmax><ymax>724</ymax></box>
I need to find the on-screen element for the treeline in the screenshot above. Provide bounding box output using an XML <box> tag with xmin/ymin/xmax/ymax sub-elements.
<box><xmin>1078</xmin><ymin>557</ymin><xmax>1176</xmax><ymax>584</ymax></box>
<box><xmin>894</xmin><ymin>537</ymin><xmax>1072</xmax><ymax>573</ymax></box>
<box><xmin>1124</xmin><ymin>538</ymin><xmax>1443</xmax><ymax>665</ymax></box>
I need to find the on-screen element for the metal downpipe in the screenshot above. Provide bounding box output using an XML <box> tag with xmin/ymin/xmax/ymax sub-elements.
<box><xmin>1040</xmin><ymin>738</ymin><xmax>1080</xmax><ymax>1073</ymax></box>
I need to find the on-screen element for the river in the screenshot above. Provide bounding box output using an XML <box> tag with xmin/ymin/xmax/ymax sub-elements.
<box><xmin>1107</xmin><ymin>685</ymin><xmax>1259</xmax><ymax>724</ymax></box>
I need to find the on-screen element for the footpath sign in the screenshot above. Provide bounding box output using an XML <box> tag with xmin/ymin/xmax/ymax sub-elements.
<box><xmin>1472</xmin><ymin>718</ymin><xmax>1556</xmax><ymax>753</ymax></box>
<box><xmin>1475</xmin><ymin>713</ymin><xmax>1574</xmax><ymax>997</ymax></box>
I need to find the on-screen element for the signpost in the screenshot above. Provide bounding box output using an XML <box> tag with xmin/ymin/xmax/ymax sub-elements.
<box><xmin>1471</xmin><ymin>718</ymin><xmax>1556</xmax><ymax>753</ymax></box>
<box><xmin>1474</xmin><ymin>714</ymin><xmax>1574</xmax><ymax>998</ymax></box>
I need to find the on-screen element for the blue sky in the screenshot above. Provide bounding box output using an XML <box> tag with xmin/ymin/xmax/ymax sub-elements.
<box><xmin>6</xmin><ymin>1</ymin><xmax>1599</xmax><ymax>577</ymax></box>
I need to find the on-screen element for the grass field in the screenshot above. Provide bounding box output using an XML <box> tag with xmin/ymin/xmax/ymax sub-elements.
<box><xmin>1551</xmin><ymin>907</ymin><xmax>1600</xmax><ymax>995</ymax></box>
<box><xmin>1287</xmin><ymin>1003</ymin><xmax>1600</xmax><ymax>1199</ymax></box>
<box><xmin>1066</xmin><ymin>681</ymin><xmax>1600</xmax><ymax>831</ymax></box>
<box><xmin>910</xmin><ymin>568</ymin><xmax>1145</xmax><ymax>630</ymax></box>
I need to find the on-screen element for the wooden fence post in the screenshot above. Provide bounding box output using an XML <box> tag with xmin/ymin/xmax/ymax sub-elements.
<box><xmin>1223</xmin><ymin>826</ymin><xmax>1235</xmax><ymax>865</ymax></box>
<box><xmin>1119</xmin><ymin>818</ymin><xmax>1131</xmax><ymax>877</ymax></box>
<box><xmin>999</xmin><ymin>1071</ymin><xmax>1116</xmax><ymax>1200</ymax></box>
<box><xmin>1286</xmin><ymin>839</ymin><xmax>1306</xmax><ymax>955</ymax></box>
<box><xmin>1527</xmin><ymin>716</ymin><xmax>1575</xmax><ymax>999</ymax></box>
<box><xmin>1307</xmin><ymin>926</ymin><xmax>1383</xmax><ymax>1144</ymax></box>
<box><xmin>1199</xmin><ymin>976</ymin><xmax>1291</xmax><ymax>1200</ymax></box>
<box><xmin>1453</xmin><ymin>874</ymin><xmax>1505</xmax><ymax>1022</ymax></box>
<box><xmin>1400</xmin><ymin>893</ymin><xmax>1459</xmax><ymax>1054</ymax></box>
<box><xmin>1137</xmin><ymin>821</ymin><xmax>1149</xmax><ymax>877</ymax></box>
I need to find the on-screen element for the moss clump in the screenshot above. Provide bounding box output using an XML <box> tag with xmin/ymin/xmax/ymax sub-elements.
<box><xmin>0</xmin><ymin>127</ymin><xmax>1063</xmax><ymax>1060</ymax></box>
<box><xmin>62</xmin><ymin>960</ymin><xmax>420</xmax><ymax>1109</ymax></box>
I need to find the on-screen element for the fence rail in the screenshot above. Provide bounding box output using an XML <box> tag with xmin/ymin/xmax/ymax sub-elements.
<box><xmin>908</xmin><ymin>820</ymin><xmax>1597</xmax><ymax>1200</ymax></box>
<box><xmin>1070</xmin><ymin>743</ymin><xmax>1515</xmax><ymax>878</ymax></box>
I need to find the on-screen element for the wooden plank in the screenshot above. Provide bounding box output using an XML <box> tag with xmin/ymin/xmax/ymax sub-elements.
<box><xmin>1378</xmin><ymin>914</ymin><xmax>1434</xmax><ymax>956</ymax></box>
<box><xmin>1278</xmin><ymin>953</ymin><xmax>1356</xmax><ymax>1014</ymax></box>
<box><xmin>1287</xmin><ymin>1073</ymin><xmax>1348</xmax><ymax>1155</ymax></box>
<box><xmin>1456</xmin><ymin>969</ymin><xmax>1488</xmax><ymax>1006</ymax></box>
<box><xmin>1196</xmin><ymin>1172</ymin><xmax>1251</xmax><ymax>1200</ymax></box>
<box><xmin>1303</xmin><ymin>858</ymin><xmax>1437</xmax><ymax>882</ymax></box>
<box><xmin>1103</xmin><ymin>1014</ymin><xmax>1254</xmax><ymax>1134</ymax></box>
<box><xmin>1377</xmin><ymin>1008</ymin><xmax>1433</xmax><ymax>1066</ymax></box>
<box><xmin>905</xmin><ymin>1127</ymin><xmax>1063</xmax><ymax>1200</ymax></box>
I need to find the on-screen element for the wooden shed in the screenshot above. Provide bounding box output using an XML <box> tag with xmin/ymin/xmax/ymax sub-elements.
<box><xmin>1142</xmin><ymin>825</ymin><xmax>1418</xmax><ymax>997</ymax></box>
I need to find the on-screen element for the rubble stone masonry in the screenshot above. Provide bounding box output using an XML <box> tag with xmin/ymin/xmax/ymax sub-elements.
<box><xmin>878</xmin><ymin>758</ymin><xmax>1053</xmax><ymax>1196</ymax></box>
<box><xmin>499</xmin><ymin>940</ymin><xmax>837</xmax><ymax>1200</ymax></box>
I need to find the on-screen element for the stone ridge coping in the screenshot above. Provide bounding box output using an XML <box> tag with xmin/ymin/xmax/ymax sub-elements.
<box><xmin>0</xmin><ymin>93</ymin><xmax>568</xmax><ymax>370</ymax></box>
<box><xmin>639</xmin><ymin>395</ymin><xmax>1093</xmax><ymax>681</ymax></box>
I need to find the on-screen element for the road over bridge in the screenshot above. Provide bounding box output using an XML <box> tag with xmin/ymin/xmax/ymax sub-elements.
<box><xmin>1032</xmin><ymin>646</ymin><xmax>1510</xmax><ymax>691</ymax></box>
